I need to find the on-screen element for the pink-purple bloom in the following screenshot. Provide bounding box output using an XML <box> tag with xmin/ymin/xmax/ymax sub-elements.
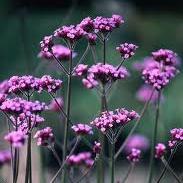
<box><xmin>155</xmin><ymin>143</ymin><xmax>166</xmax><ymax>158</ymax></box>
<box><xmin>48</xmin><ymin>97</ymin><xmax>64</xmax><ymax>112</ymax></box>
<box><xmin>34</xmin><ymin>127</ymin><xmax>54</xmax><ymax>146</ymax></box>
<box><xmin>91</xmin><ymin>108</ymin><xmax>139</xmax><ymax>133</ymax></box>
<box><xmin>40</xmin><ymin>35</ymin><xmax>53</xmax><ymax>52</ymax></box>
<box><xmin>0</xmin><ymin>93</ymin><xmax>6</xmax><ymax>105</ymax></box>
<box><xmin>0</xmin><ymin>80</ymin><xmax>10</xmax><ymax>94</ymax></box>
<box><xmin>168</xmin><ymin>128</ymin><xmax>183</xmax><ymax>148</ymax></box>
<box><xmin>4</xmin><ymin>130</ymin><xmax>26</xmax><ymax>148</ymax></box>
<box><xmin>0</xmin><ymin>150</ymin><xmax>11</xmax><ymax>166</ymax></box>
<box><xmin>127</xmin><ymin>148</ymin><xmax>141</xmax><ymax>163</ymax></box>
<box><xmin>67</xmin><ymin>152</ymin><xmax>94</xmax><ymax>168</ymax></box>
<box><xmin>93</xmin><ymin>141</ymin><xmax>101</xmax><ymax>154</ymax></box>
<box><xmin>124</xmin><ymin>134</ymin><xmax>149</xmax><ymax>153</ymax></box>
<box><xmin>78</xmin><ymin>17</ymin><xmax>94</xmax><ymax>32</ymax></box>
<box><xmin>71</xmin><ymin>123</ymin><xmax>93</xmax><ymax>135</ymax></box>
<box><xmin>116</xmin><ymin>43</ymin><xmax>138</xmax><ymax>59</ymax></box>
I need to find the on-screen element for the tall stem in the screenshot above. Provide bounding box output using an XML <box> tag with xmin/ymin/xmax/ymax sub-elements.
<box><xmin>62</xmin><ymin>48</ymin><xmax>73</xmax><ymax>183</ymax></box>
<box><xmin>110</xmin><ymin>138</ymin><xmax>115</xmax><ymax>183</ymax></box>
<box><xmin>147</xmin><ymin>91</ymin><xmax>161</xmax><ymax>183</ymax></box>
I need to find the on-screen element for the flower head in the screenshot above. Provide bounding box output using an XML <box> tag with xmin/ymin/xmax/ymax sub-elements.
<box><xmin>34</xmin><ymin>127</ymin><xmax>54</xmax><ymax>146</ymax></box>
<box><xmin>155</xmin><ymin>143</ymin><xmax>166</xmax><ymax>158</ymax></box>
<box><xmin>78</xmin><ymin>17</ymin><xmax>94</xmax><ymax>32</ymax></box>
<box><xmin>48</xmin><ymin>97</ymin><xmax>64</xmax><ymax>112</ymax></box>
<box><xmin>40</xmin><ymin>35</ymin><xmax>53</xmax><ymax>52</ymax></box>
<box><xmin>0</xmin><ymin>150</ymin><xmax>11</xmax><ymax>166</ymax></box>
<box><xmin>71</xmin><ymin>123</ymin><xmax>93</xmax><ymax>135</ymax></box>
<box><xmin>116</xmin><ymin>43</ymin><xmax>138</xmax><ymax>59</ymax></box>
<box><xmin>0</xmin><ymin>80</ymin><xmax>10</xmax><ymax>94</ymax></box>
<box><xmin>168</xmin><ymin>128</ymin><xmax>183</xmax><ymax>148</ymax></box>
<box><xmin>0</xmin><ymin>93</ymin><xmax>6</xmax><ymax>105</ymax></box>
<box><xmin>93</xmin><ymin>141</ymin><xmax>101</xmax><ymax>154</ymax></box>
<box><xmin>127</xmin><ymin>148</ymin><xmax>141</xmax><ymax>163</ymax></box>
<box><xmin>4</xmin><ymin>131</ymin><xmax>26</xmax><ymax>148</ymax></box>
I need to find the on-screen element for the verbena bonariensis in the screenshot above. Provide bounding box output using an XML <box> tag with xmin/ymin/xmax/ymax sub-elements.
<box><xmin>0</xmin><ymin>14</ymin><xmax>182</xmax><ymax>183</ymax></box>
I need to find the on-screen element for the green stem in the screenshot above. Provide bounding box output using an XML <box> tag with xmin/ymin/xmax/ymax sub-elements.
<box><xmin>62</xmin><ymin>48</ymin><xmax>73</xmax><ymax>183</ymax></box>
<box><xmin>122</xmin><ymin>163</ymin><xmax>134</xmax><ymax>183</ymax></box>
<box><xmin>110</xmin><ymin>139</ymin><xmax>115</xmax><ymax>183</ymax></box>
<box><xmin>147</xmin><ymin>90</ymin><xmax>161</xmax><ymax>183</ymax></box>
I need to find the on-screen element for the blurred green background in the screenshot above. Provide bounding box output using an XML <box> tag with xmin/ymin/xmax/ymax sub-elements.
<box><xmin>0</xmin><ymin>0</ymin><xmax>183</xmax><ymax>181</ymax></box>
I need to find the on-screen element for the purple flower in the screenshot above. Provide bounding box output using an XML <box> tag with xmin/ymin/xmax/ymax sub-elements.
<box><xmin>124</xmin><ymin>134</ymin><xmax>149</xmax><ymax>153</ymax></box>
<box><xmin>54</xmin><ymin>25</ymin><xmax>86</xmax><ymax>43</ymax></box>
<box><xmin>48</xmin><ymin>97</ymin><xmax>64</xmax><ymax>112</ymax></box>
<box><xmin>116</xmin><ymin>43</ymin><xmax>138</xmax><ymax>59</ymax></box>
<box><xmin>71</xmin><ymin>123</ymin><xmax>93</xmax><ymax>135</ymax></box>
<box><xmin>152</xmin><ymin>49</ymin><xmax>177</xmax><ymax>66</ymax></box>
<box><xmin>0</xmin><ymin>98</ymin><xmax>47</xmax><ymax>116</ymax></box>
<box><xmin>127</xmin><ymin>148</ymin><xmax>141</xmax><ymax>163</ymax></box>
<box><xmin>155</xmin><ymin>143</ymin><xmax>166</xmax><ymax>159</ymax></box>
<box><xmin>0</xmin><ymin>150</ymin><xmax>11</xmax><ymax>166</ymax></box>
<box><xmin>73</xmin><ymin>64</ymin><xmax>88</xmax><ymax>77</ymax></box>
<box><xmin>67</xmin><ymin>152</ymin><xmax>94</xmax><ymax>168</ymax></box>
<box><xmin>85</xmin><ymin>33</ymin><xmax>97</xmax><ymax>45</ymax></box>
<box><xmin>40</xmin><ymin>35</ymin><xmax>53</xmax><ymax>53</ymax></box>
<box><xmin>34</xmin><ymin>127</ymin><xmax>54</xmax><ymax>146</ymax></box>
<box><xmin>168</xmin><ymin>128</ymin><xmax>183</xmax><ymax>148</ymax></box>
<box><xmin>78</xmin><ymin>17</ymin><xmax>94</xmax><ymax>32</ymax></box>
<box><xmin>91</xmin><ymin>108</ymin><xmax>139</xmax><ymax>133</ymax></box>
<box><xmin>4</xmin><ymin>130</ymin><xmax>26</xmax><ymax>148</ymax></box>
<box><xmin>0</xmin><ymin>93</ymin><xmax>6</xmax><ymax>105</ymax></box>
<box><xmin>0</xmin><ymin>80</ymin><xmax>10</xmax><ymax>94</ymax></box>
<box><xmin>136</xmin><ymin>85</ymin><xmax>162</xmax><ymax>103</ymax></box>
<box><xmin>93</xmin><ymin>141</ymin><xmax>101</xmax><ymax>154</ymax></box>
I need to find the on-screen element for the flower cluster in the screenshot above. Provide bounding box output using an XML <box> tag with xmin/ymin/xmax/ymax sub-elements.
<box><xmin>48</xmin><ymin>97</ymin><xmax>64</xmax><ymax>112</ymax></box>
<box><xmin>34</xmin><ymin>127</ymin><xmax>54</xmax><ymax>146</ymax></box>
<box><xmin>0</xmin><ymin>93</ymin><xmax>6</xmax><ymax>105</ymax></box>
<box><xmin>40</xmin><ymin>35</ymin><xmax>53</xmax><ymax>52</ymax></box>
<box><xmin>168</xmin><ymin>128</ymin><xmax>183</xmax><ymax>148</ymax></box>
<box><xmin>0</xmin><ymin>80</ymin><xmax>9</xmax><ymax>94</ymax></box>
<box><xmin>92</xmin><ymin>141</ymin><xmax>101</xmax><ymax>154</ymax></box>
<box><xmin>152</xmin><ymin>49</ymin><xmax>177</xmax><ymax>66</ymax></box>
<box><xmin>93</xmin><ymin>15</ymin><xmax>124</xmax><ymax>33</ymax></box>
<box><xmin>0</xmin><ymin>150</ymin><xmax>11</xmax><ymax>166</ymax></box>
<box><xmin>78</xmin><ymin>17</ymin><xmax>94</xmax><ymax>32</ymax></box>
<box><xmin>0</xmin><ymin>98</ymin><xmax>47</xmax><ymax>116</ymax></box>
<box><xmin>91</xmin><ymin>108</ymin><xmax>139</xmax><ymax>133</ymax></box>
<box><xmin>127</xmin><ymin>148</ymin><xmax>141</xmax><ymax>163</ymax></box>
<box><xmin>71</xmin><ymin>123</ymin><xmax>93</xmax><ymax>135</ymax></box>
<box><xmin>67</xmin><ymin>152</ymin><xmax>94</xmax><ymax>168</ymax></box>
<box><xmin>136</xmin><ymin>85</ymin><xmax>161</xmax><ymax>103</ymax></box>
<box><xmin>124</xmin><ymin>134</ymin><xmax>149</xmax><ymax>153</ymax></box>
<box><xmin>74</xmin><ymin>63</ymin><xmax>129</xmax><ymax>89</ymax></box>
<box><xmin>155</xmin><ymin>143</ymin><xmax>166</xmax><ymax>159</ymax></box>
<box><xmin>116</xmin><ymin>43</ymin><xmax>138</xmax><ymax>59</ymax></box>
<box><xmin>8</xmin><ymin>75</ymin><xmax>62</xmax><ymax>94</ymax></box>
<box><xmin>4</xmin><ymin>130</ymin><xmax>26</xmax><ymax>148</ymax></box>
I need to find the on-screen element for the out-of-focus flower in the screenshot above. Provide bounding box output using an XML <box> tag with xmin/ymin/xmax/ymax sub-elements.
<box><xmin>48</xmin><ymin>97</ymin><xmax>64</xmax><ymax>112</ymax></box>
<box><xmin>67</xmin><ymin>152</ymin><xmax>94</xmax><ymax>168</ymax></box>
<box><xmin>0</xmin><ymin>80</ymin><xmax>10</xmax><ymax>94</ymax></box>
<box><xmin>4</xmin><ymin>131</ymin><xmax>26</xmax><ymax>148</ymax></box>
<box><xmin>116</xmin><ymin>43</ymin><xmax>138</xmax><ymax>59</ymax></box>
<box><xmin>91</xmin><ymin>108</ymin><xmax>139</xmax><ymax>133</ymax></box>
<box><xmin>168</xmin><ymin>128</ymin><xmax>183</xmax><ymax>148</ymax></box>
<box><xmin>155</xmin><ymin>143</ymin><xmax>166</xmax><ymax>159</ymax></box>
<box><xmin>93</xmin><ymin>141</ymin><xmax>101</xmax><ymax>154</ymax></box>
<box><xmin>136</xmin><ymin>85</ymin><xmax>163</xmax><ymax>103</ymax></box>
<box><xmin>34</xmin><ymin>127</ymin><xmax>54</xmax><ymax>146</ymax></box>
<box><xmin>124</xmin><ymin>134</ymin><xmax>149</xmax><ymax>153</ymax></box>
<box><xmin>127</xmin><ymin>148</ymin><xmax>141</xmax><ymax>163</ymax></box>
<box><xmin>73</xmin><ymin>64</ymin><xmax>88</xmax><ymax>77</ymax></box>
<box><xmin>71</xmin><ymin>123</ymin><xmax>93</xmax><ymax>135</ymax></box>
<box><xmin>0</xmin><ymin>150</ymin><xmax>11</xmax><ymax>166</ymax></box>
<box><xmin>0</xmin><ymin>94</ymin><xmax>6</xmax><ymax>105</ymax></box>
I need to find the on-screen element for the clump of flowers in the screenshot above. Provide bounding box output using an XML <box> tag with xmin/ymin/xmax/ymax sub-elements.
<box><xmin>34</xmin><ymin>127</ymin><xmax>54</xmax><ymax>146</ymax></box>
<box><xmin>127</xmin><ymin>148</ymin><xmax>141</xmax><ymax>163</ymax></box>
<box><xmin>74</xmin><ymin>63</ymin><xmax>129</xmax><ymax>89</ymax></box>
<box><xmin>0</xmin><ymin>93</ymin><xmax>6</xmax><ymax>105</ymax></box>
<box><xmin>0</xmin><ymin>150</ymin><xmax>11</xmax><ymax>166</ymax></box>
<box><xmin>124</xmin><ymin>134</ymin><xmax>149</xmax><ymax>153</ymax></box>
<box><xmin>91</xmin><ymin>108</ymin><xmax>139</xmax><ymax>133</ymax></box>
<box><xmin>116</xmin><ymin>43</ymin><xmax>138</xmax><ymax>59</ymax></box>
<box><xmin>168</xmin><ymin>128</ymin><xmax>183</xmax><ymax>148</ymax></box>
<box><xmin>40</xmin><ymin>35</ymin><xmax>53</xmax><ymax>53</ymax></box>
<box><xmin>67</xmin><ymin>152</ymin><xmax>94</xmax><ymax>168</ymax></box>
<box><xmin>48</xmin><ymin>97</ymin><xmax>64</xmax><ymax>112</ymax></box>
<box><xmin>71</xmin><ymin>123</ymin><xmax>93</xmax><ymax>135</ymax></box>
<box><xmin>155</xmin><ymin>143</ymin><xmax>166</xmax><ymax>159</ymax></box>
<box><xmin>93</xmin><ymin>141</ymin><xmax>101</xmax><ymax>154</ymax></box>
<box><xmin>4</xmin><ymin>130</ymin><xmax>26</xmax><ymax>148</ymax></box>
<box><xmin>0</xmin><ymin>80</ymin><xmax>10</xmax><ymax>94</ymax></box>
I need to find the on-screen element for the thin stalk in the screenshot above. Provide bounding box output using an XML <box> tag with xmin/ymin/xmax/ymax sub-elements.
<box><xmin>49</xmin><ymin>145</ymin><xmax>62</xmax><ymax>167</ymax></box>
<box><xmin>161</xmin><ymin>158</ymin><xmax>182</xmax><ymax>183</ymax></box>
<box><xmin>62</xmin><ymin>48</ymin><xmax>73</xmax><ymax>183</ymax></box>
<box><xmin>115</xmin><ymin>89</ymin><xmax>155</xmax><ymax>160</ymax></box>
<box><xmin>50</xmin><ymin>137</ymin><xmax>80</xmax><ymax>183</ymax></box>
<box><xmin>110</xmin><ymin>139</ymin><xmax>115</xmax><ymax>183</ymax></box>
<box><xmin>147</xmin><ymin>91</ymin><xmax>161</xmax><ymax>183</ymax></box>
<box><xmin>156</xmin><ymin>143</ymin><xmax>179</xmax><ymax>183</ymax></box>
<box><xmin>103</xmin><ymin>38</ymin><xmax>106</xmax><ymax>64</ymax></box>
<box><xmin>116</xmin><ymin>59</ymin><xmax>125</xmax><ymax>70</ymax></box>
<box><xmin>90</xmin><ymin>45</ymin><xmax>97</xmax><ymax>63</ymax></box>
<box><xmin>122</xmin><ymin>163</ymin><xmax>134</xmax><ymax>183</ymax></box>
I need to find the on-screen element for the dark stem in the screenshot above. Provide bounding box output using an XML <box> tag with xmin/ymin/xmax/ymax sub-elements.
<box><xmin>49</xmin><ymin>145</ymin><xmax>62</xmax><ymax>167</ymax></box>
<box><xmin>115</xmin><ymin>89</ymin><xmax>155</xmax><ymax>160</ymax></box>
<box><xmin>62</xmin><ymin>48</ymin><xmax>73</xmax><ymax>183</ymax></box>
<box><xmin>110</xmin><ymin>138</ymin><xmax>115</xmax><ymax>183</ymax></box>
<box><xmin>103</xmin><ymin>38</ymin><xmax>106</xmax><ymax>64</ymax></box>
<box><xmin>147</xmin><ymin>90</ymin><xmax>161</xmax><ymax>183</ymax></box>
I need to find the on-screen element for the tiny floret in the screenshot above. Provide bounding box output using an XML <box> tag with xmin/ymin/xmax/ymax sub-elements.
<box><xmin>155</xmin><ymin>143</ymin><xmax>166</xmax><ymax>159</ymax></box>
<box><xmin>71</xmin><ymin>123</ymin><xmax>93</xmax><ymax>135</ymax></box>
<box><xmin>127</xmin><ymin>148</ymin><xmax>141</xmax><ymax>163</ymax></box>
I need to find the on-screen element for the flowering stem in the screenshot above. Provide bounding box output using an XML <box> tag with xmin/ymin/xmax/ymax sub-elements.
<box><xmin>115</xmin><ymin>89</ymin><xmax>155</xmax><ymax>160</ymax></box>
<box><xmin>50</xmin><ymin>136</ymin><xmax>80</xmax><ymax>183</ymax></box>
<box><xmin>110</xmin><ymin>138</ymin><xmax>115</xmax><ymax>183</ymax></box>
<box><xmin>147</xmin><ymin>90</ymin><xmax>161</xmax><ymax>183</ymax></box>
<box><xmin>90</xmin><ymin>45</ymin><xmax>97</xmax><ymax>63</ymax></box>
<box><xmin>62</xmin><ymin>48</ymin><xmax>73</xmax><ymax>183</ymax></box>
<box><xmin>122</xmin><ymin>163</ymin><xmax>134</xmax><ymax>183</ymax></box>
<box><xmin>116</xmin><ymin>58</ymin><xmax>125</xmax><ymax>70</ymax></box>
<box><xmin>48</xmin><ymin>145</ymin><xmax>62</xmax><ymax>167</ymax></box>
<box><xmin>161</xmin><ymin>157</ymin><xmax>182</xmax><ymax>183</ymax></box>
<box><xmin>156</xmin><ymin>143</ymin><xmax>179</xmax><ymax>183</ymax></box>
<box><xmin>103</xmin><ymin>38</ymin><xmax>106</xmax><ymax>64</ymax></box>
